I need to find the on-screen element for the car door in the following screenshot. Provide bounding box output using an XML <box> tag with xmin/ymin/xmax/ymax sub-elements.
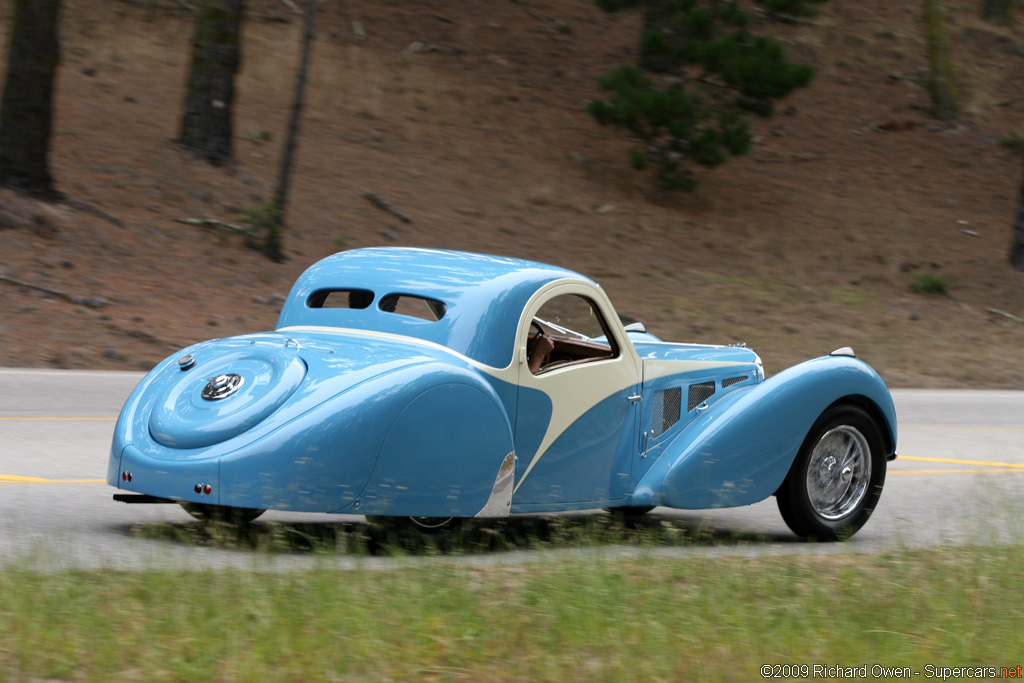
<box><xmin>511</xmin><ymin>285</ymin><xmax>642</xmax><ymax>509</ymax></box>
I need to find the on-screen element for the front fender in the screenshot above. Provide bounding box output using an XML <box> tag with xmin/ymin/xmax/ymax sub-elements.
<box><xmin>631</xmin><ymin>355</ymin><xmax>896</xmax><ymax>509</ymax></box>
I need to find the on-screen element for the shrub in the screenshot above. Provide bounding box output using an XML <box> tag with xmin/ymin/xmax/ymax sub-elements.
<box><xmin>910</xmin><ymin>271</ymin><xmax>948</xmax><ymax>294</ymax></box>
<box><xmin>240</xmin><ymin>203</ymin><xmax>285</xmax><ymax>262</ymax></box>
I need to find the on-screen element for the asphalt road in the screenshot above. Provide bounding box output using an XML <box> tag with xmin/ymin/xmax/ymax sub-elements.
<box><xmin>1</xmin><ymin>369</ymin><xmax>1022</xmax><ymax>571</ymax></box>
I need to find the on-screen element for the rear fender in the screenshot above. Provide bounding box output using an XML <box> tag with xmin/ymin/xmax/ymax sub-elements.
<box><xmin>339</xmin><ymin>364</ymin><xmax>515</xmax><ymax>517</ymax></box>
<box><xmin>631</xmin><ymin>356</ymin><xmax>896</xmax><ymax>509</ymax></box>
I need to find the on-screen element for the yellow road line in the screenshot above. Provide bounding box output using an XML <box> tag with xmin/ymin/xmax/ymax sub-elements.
<box><xmin>0</xmin><ymin>417</ymin><xmax>115</xmax><ymax>421</ymax></box>
<box><xmin>899</xmin><ymin>455</ymin><xmax>1024</xmax><ymax>469</ymax></box>
<box><xmin>0</xmin><ymin>475</ymin><xmax>105</xmax><ymax>484</ymax></box>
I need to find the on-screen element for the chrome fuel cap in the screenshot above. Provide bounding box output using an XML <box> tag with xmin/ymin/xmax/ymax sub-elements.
<box><xmin>202</xmin><ymin>373</ymin><xmax>244</xmax><ymax>400</ymax></box>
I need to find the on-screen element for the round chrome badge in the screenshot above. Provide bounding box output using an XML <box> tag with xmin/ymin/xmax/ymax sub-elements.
<box><xmin>201</xmin><ymin>373</ymin><xmax>245</xmax><ymax>401</ymax></box>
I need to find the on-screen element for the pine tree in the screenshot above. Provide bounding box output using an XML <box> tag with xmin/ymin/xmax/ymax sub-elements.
<box><xmin>590</xmin><ymin>0</ymin><xmax>815</xmax><ymax>190</ymax></box>
<box><xmin>0</xmin><ymin>0</ymin><xmax>62</xmax><ymax>197</ymax></box>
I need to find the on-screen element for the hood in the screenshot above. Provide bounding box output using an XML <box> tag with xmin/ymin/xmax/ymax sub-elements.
<box><xmin>632</xmin><ymin>341</ymin><xmax>763</xmax><ymax>384</ymax></box>
<box><xmin>632</xmin><ymin>341</ymin><xmax>760</xmax><ymax>365</ymax></box>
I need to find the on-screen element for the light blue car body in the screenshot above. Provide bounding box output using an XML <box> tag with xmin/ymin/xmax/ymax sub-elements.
<box><xmin>109</xmin><ymin>247</ymin><xmax>897</xmax><ymax>519</ymax></box>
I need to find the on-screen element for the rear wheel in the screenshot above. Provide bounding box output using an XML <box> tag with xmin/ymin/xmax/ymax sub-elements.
<box><xmin>180</xmin><ymin>503</ymin><xmax>265</xmax><ymax>524</ymax></box>
<box><xmin>365</xmin><ymin>516</ymin><xmax>457</xmax><ymax>533</ymax></box>
<box><xmin>408</xmin><ymin>516</ymin><xmax>454</xmax><ymax>530</ymax></box>
<box><xmin>776</xmin><ymin>404</ymin><xmax>886</xmax><ymax>541</ymax></box>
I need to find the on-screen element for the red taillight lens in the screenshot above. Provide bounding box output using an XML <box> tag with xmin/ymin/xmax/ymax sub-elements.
<box><xmin>203</xmin><ymin>485</ymin><xmax>212</xmax><ymax>495</ymax></box>
<box><xmin>194</xmin><ymin>484</ymin><xmax>202</xmax><ymax>494</ymax></box>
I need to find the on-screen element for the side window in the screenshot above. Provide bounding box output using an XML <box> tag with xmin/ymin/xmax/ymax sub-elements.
<box><xmin>528</xmin><ymin>294</ymin><xmax>617</xmax><ymax>374</ymax></box>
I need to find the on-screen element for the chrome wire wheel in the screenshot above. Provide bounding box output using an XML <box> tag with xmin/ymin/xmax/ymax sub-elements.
<box><xmin>805</xmin><ymin>425</ymin><xmax>871</xmax><ymax>521</ymax></box>
<box><xmin>776</xmin><ymin>404</ymin><xmax>887</xmax><ymax>541</ymax></box>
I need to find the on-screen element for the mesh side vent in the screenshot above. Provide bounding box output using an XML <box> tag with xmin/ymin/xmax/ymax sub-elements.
<box><xmin>688</xmin><ymin>382</ymin><xmax>715</xmax><ymax>411</ymax></box>
<box><xmin>651</xmin><ymin>387</ymin><xmax>682</xmax><ymax>437</ymax></box>
<box><xmin>722</xmin><ymin>375</ymin><xmax>748</xmax><ymax>389</ymax></box>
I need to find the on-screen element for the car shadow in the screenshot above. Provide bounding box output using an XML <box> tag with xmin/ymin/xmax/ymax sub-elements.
<box><xmin>121</xmin><ymin>510</ymin><xmax>799</xmax><ymax>556</ymax></box>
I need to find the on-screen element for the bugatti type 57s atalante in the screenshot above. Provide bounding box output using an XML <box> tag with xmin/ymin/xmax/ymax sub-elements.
<box><xmin>110</xmin><ymin>247</ymin><xmax>897</xmax><ymax>540</ymax></box>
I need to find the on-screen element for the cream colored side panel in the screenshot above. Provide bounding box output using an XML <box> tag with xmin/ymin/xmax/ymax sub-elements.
<box><xmin>511</xmin><ymin>281</ymin><xmax>641</xmax><ymax>494</ymax></box>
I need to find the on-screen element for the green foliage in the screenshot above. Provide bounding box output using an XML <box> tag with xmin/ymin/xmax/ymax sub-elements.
<box><xmin>591</xmin><ymin>0</ymin><xmax>815</xmax><ymax>190</ymax></box>
<box><xmin>240</xmin><ymin>203</ymin><xmax>285</xmax><ymax>262</ymax></box>
<box><xmin>589</xmin><ymin>65</ymin><xmax>754</xmax><ymax>190</ymax></box>
<box><xmin>910</xmin><ymin>271</ymin><xmax>948</xmax><ymax>294</ymax></box>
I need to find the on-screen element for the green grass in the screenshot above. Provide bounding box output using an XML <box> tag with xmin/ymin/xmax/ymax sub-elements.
<box><xmin>1</xmin><ymin>542</ymin><xmax>1023</xmax><ymax>681</ymax></box>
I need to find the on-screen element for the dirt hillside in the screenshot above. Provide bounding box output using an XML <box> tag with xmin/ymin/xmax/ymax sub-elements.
<box><xmin>1</xmin><ymin>0</ymin><xmax>1022</xmax><ymax>388</ymax></box>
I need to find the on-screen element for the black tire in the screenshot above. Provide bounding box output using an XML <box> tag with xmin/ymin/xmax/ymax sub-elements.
<box><xmin>776</xmin><ymin>404</ymin><xmax>886</xmax><ymax>541</ymax></box>
<box><xmin>180</xmin><ymin>503</ymin><xmax>265</xmax><ymax>524</ymax></box>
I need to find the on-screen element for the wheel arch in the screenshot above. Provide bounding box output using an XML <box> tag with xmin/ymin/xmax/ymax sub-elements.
<box><xmin>828</xmin><ymin>394</ymin><xmax>897</xmax><ymax>459</ymax></box>
<box><xmin>773</xmin><ymin>396</ymin><xmax>893</xmax><ymax>498</ymax></box>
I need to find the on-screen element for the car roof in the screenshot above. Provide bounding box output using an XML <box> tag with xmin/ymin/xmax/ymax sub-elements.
<box><xmin>276</xmin><ymin>247</ymin><xmax>594</xmax><ymax>367</ymax></box>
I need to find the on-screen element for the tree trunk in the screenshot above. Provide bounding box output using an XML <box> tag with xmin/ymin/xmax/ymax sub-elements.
<box><xmin>0</xmin><ymin>0</ymin><xmax>62</xmax><ymax>197</ymax></box>
<box><xmin>177</xmin><ymin>0</ymin><xmax>244</xmax><ymax>165</ymax></box>
<box><xmin>981</xmin><ymin>0</ymin><xmax>1013</xmax><ymax>26</ymax></box>
<box><xmin>272</xmin><ymin>0</ymin><xmax>316</xmax><ymax>224</ymax></box>
<box><xmin>1011</xmin><ymin>158</ymin><xmax>1024</xmax><ymax>271</ymax></box>
<box><xmin>924</xmin><ymin>0</ymin><xmax>957</xmax><ymax>121</ymax></box>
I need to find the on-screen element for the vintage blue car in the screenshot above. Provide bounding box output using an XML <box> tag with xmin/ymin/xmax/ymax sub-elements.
<box><xmin>109</xmin><ymin>247</ymin><xmax>897</xmax><ymax>540</ymax></box>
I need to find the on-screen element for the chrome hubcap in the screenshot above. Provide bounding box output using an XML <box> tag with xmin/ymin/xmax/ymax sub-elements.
<box><xmin>806</xmin><ymin>425</ymin><xmax>871</xmax><ymax>521</ymax></box>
